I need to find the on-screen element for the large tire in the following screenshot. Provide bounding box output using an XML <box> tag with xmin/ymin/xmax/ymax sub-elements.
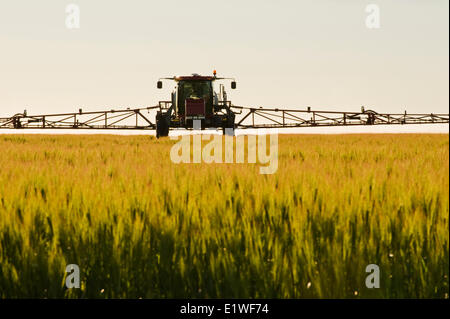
<box><xmin>156</xmin><ymin>113</ymin><xmax>169</xmax><ymax>138</ymax></box>
<box><xmin>222</xmin><ymin>113</ymin><xmax>235</xmax><ymax>136</ymax></box>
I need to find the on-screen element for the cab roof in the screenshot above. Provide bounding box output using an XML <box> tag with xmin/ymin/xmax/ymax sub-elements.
<box><xmin>174</xmin><ymin>75</ymin><xmax>215</xmax><ymax>81</ymax></box>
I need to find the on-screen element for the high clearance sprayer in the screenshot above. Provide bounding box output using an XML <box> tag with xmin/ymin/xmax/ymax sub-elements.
<box><xmin>1</xmin><ymin>71</ymin><xmax>448</xmax><ymax>138</ymax></box>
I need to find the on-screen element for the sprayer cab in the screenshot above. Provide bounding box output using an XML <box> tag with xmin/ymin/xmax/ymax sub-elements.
<box><xmin>155</xmin><ymin>72</ymin><xmax>236</xmax><ymax>138</ymax></box>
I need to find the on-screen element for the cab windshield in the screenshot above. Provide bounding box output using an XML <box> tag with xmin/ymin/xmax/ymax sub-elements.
<box><xmin>179</xmin><ymin>80</ymin><xmax>212</xmax><ymax>100</ymax></box>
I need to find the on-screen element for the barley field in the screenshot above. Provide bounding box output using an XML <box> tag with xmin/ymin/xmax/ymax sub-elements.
<box><xmin>0</xmin><ymin>134</ymin><xmax>448</xmax><ymax>298</ymax></box>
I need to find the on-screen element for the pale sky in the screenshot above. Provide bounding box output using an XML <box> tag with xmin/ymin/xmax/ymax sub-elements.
<box><xmin>0</xmin><ymin>0</ymin><xmax>448</xmax><ymax>121</ymax></box>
